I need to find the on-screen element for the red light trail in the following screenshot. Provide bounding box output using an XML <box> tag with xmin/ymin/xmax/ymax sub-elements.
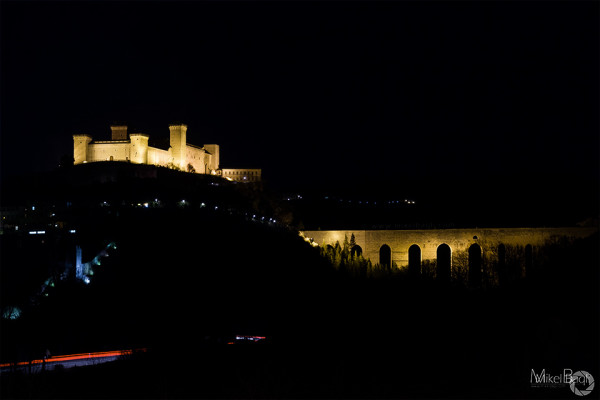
<box><xmin>0</xmin><ymin>348</ymin><xmax>147</xmax><ymax>369</ymax></box>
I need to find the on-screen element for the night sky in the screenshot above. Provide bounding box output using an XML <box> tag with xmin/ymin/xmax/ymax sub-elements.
<box><xmin>1</xmin><ymin>1</ymin><xmax>598</xmax><ymax>194</ymax></box>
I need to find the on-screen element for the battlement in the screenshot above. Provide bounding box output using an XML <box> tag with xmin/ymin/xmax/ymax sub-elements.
<box><xmin>72</xmin><ymin>122</ymin><xmax>260</xmax><ymax>181</ymax></box>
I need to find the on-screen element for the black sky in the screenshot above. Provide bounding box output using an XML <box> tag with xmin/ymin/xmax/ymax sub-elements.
<box><xmin>1</xmin><ymin>1</ymin><xmax>598</xmax><ymax>193</ymax></box>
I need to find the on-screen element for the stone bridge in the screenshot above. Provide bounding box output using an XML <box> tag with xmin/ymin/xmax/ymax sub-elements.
<box><xmin>301</xmin><ymin>227</ymin><xmax>597</xmax><ymax>282</ymax></box>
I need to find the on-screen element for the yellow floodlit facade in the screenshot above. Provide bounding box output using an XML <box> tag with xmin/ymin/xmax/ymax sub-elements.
<box><xmin>73</xmin><ymin>123</ymin><xmax>261</xmax><ymax>181</ymax></box>
<box><xmin>221</xmin><ymin>169</ymin><xmax>262</xmax><ymax>183</ymax></box>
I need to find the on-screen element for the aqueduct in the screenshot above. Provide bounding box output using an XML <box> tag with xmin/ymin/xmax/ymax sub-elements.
<box><xmin>301</xmin><ymin>227</ymin><xmax>597</xmax><ymax>282</ymax></box>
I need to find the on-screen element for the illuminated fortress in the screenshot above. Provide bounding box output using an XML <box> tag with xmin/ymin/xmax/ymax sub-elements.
<box><xmin>73</xmin><ymin>124</ymin><xmax>261</xmax><ymax>182</ymax></box>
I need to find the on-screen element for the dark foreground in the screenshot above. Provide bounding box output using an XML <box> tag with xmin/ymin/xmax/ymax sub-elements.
<box><xmin>2</xmin><ymin>235</ymin><xmax>598</xmax><ymax>399</ymax></box>
<box><xmin>1</xmin><ymin>167</ymin><xmax>598</xmax><ymax>399</ymax></box>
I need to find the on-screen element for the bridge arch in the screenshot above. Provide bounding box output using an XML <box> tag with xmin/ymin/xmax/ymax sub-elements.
<box><xmin>468</xmin><ymin>243</ymin><xmax>482</xmax><ymax>287</ymax></box>
<box><xmin>351</xmin><ymin>245</ymin><xmax>363</xmax><ymax>258</ymax></box>
<box><xmin>408</xmin><ymin>244</ymin><xmax>421</xmax><ymax>276</ymax></box>
<box><xmin>379</xmin><ymin>244</ymin><xmax>391</xmax><ymax>268</ymax></box>
<box><xmin>436</xmin><ymin>244</ymin><xmax>451</xmax><ymax>281</ymax></box>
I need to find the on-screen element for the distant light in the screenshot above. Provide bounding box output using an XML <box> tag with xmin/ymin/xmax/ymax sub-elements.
<box><xmin>15</xmin><ymin>226</ymin><xmax>18</xmax><ymax>231</ymax></box>
<box><xmin>29</xmin><ymin>231</ymin><xmax>37</xmax><ymax>235</ymax></box>
<box><xmin>143</xmin><ymin>203</ymin><xmax>149</xmax><ymax>208</ymax></box>
<box><xmin>37</xmin><ymin>230</ymin><xmax>45</xmax><ymax>234</ymax></box>
<box><xmin>214</xmin><ymin>206</ymin><xmax>218</xmax><ymax>210</ymax></box>
<box><xmin>235</xmin><ymin>335</ymin><xmax>266</xmax><ymax>341</ymax></box>
<box><xmin>2</xmin><ymin>306</ymin><xmax>21</xmax><ymax>320</ymax></box>
<box><xmin>200</xmin><ymin>203</ymin><xmax>206</xmax><ymax>207</ymax></box>
<box><xmin>83</xmin><ymin>276</ymin><xmax>90</xmax><ymax>284</ymax></box>
<box><xmin>69</xmin><ymin>230</ymin><xmax>76</xmax><ymax>233</ymax></box>
<box><xmin>31</xmin><ymin>206</ymin><xmax>35</xmax><ymax>211</ymax></box>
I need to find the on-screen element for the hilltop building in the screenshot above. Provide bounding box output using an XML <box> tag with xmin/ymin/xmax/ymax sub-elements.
<box><xmin>73</xmin><ymin>123</ymin><xmax>260</xmax><ymax>182</ymax></box>
<box><xmin>222</xmin><ymin>169</ymin><xmax>262</xmax><ymax>183</ymax></box>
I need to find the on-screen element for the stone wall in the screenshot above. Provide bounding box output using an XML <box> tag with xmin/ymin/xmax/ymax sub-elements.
<box><xmin>186</xmin><ymin>145</ymin><xmax>208</xmax><ymax>173</ymax></box>
<box><xmin>130</xmin><ymin>134</ymin><xmax>149</xmax><ymax>164</ymax></box>
<box><xmin>73</xmin><ymin>124</ymin><xmax>255</xmax><ymax>177</ymax></box>
<box><xmin>147</xmin><ymin>146</ymin><xmax>172</xmax><ymax>167</ymax></box>
<box><xmin>203</xmin><ymin>144</ymin><xmax>220</xmax><ymax>172</ymax></box>
<box><xmin>73</xmin><ymin>134</ymin><xmax>92</xmax><ymax>164</ymax></box>
<box><xmin>301</xmin><ymin>227</ymin><xmax>597</xmax><ymax>268</ymax></box>
<box><xmin>169</xmin><ymin>124</ymin><xmax>187</xmax><ymax>170</ymax></box>
<box><xmin>89</xmin><ymin>142</ymin><xmax>130</xmax><ymax>163</ymax></box>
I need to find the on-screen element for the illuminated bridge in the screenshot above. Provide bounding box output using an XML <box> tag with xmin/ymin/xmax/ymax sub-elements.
<box><xmin>301</xmin><ymin>227</ymin><xmax>597</xmax><ymax>283</ymax></box>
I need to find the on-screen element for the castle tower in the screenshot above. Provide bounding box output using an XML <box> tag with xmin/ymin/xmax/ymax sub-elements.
<box><xmin>203</xmin><ymin>144</ymin><xmax>220</xmax><ymax>173</ymax></box>
<box><xmin>110</xmin><ymin>125</ymin><xmax>128</xmax><ymax>141</ymax></box>
<box><xmin>73</xmin><ymin>134</ymin><xmax>93</xmax><ymax>164</ymax></box>
<box><xmin>169</xmin><ymin>124</ymin><xmax>187</xmax><ymax>170</ymax></box>
<box><xmin>129</xmin><ymin>133</ymin><xmax>149</xmax><ymax>164</ymax></box>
